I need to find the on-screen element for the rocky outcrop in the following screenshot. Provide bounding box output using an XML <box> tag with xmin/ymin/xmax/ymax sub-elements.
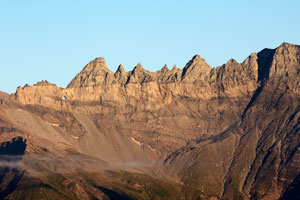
<box><xmin>126</xmin><ymin>63</ymin><xmax>155</xmax><ymax>84</ymax></box>
<box><xmin>67</xmin><ymin>57</ymin><xmax>117</xmax><ymax>87</ymax></box>
<box><xmin>181</xmin><ymin>54</ymin><xmax>211</xmax><ymax>83</ymax></box>
<box><xmin>0</xmin><ymin>91</ymin><xmax>9</xmax><ymax>105</ymax></box>
<box><xmin>33</xmin><ymin>80</ymin><xmax>57</xmax><ymax>87</ymax></box>
<box><xmin>114</xmin><ymin>64</ymin><xmax>127</xmax><ymax>85</ymax></box>
<box><xmin>156</xmin><ymin>64</ymin><xmax>183</xmax><ymax>83</ymax></box>
<box><xmin>211</xmin><ymin>54</ymin><xmax>258</xmax><ymax>87</ymax></box>
<box><xmin>269</xmin><ymin>42</ymin><xmax>300</xmax><ymax>88</ymax></box>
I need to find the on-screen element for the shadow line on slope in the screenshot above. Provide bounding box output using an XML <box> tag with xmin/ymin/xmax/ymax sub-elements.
<box><xmin>0</xmin><ymin>169</ymin><xmax>24</xmax><ymax>199</ymax></box>
<box><xmin>242</xmin><ymin>48</ymin><xmax>275</xmax><ymax>119</ymax></box>
<box><xmin>281</xmin><ymin>172</ymin><xmax>300</xmax><ymax>200</ymax></box>
<box><xmin>93</xmin><ymin>184</ymin><xmax>136</xmax><ymax>200</ymax></box>
<box><xmin>0</xmin><ymin>137</ymin><xmax>27</xmax><ymax>199</ymax></box>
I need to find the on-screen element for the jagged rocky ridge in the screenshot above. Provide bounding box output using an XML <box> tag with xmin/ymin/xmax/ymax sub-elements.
<box><xmin>67</xmin><ymin>53</ymin><xmax>255</xmax><ymax>87</ymax></box>
<box><xmin>0</xmin><ymin>42</ymin><xmax>299</xmax><ymax>199</ymax></box>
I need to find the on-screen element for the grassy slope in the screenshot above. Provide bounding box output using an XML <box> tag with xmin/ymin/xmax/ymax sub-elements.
<box><xmin>4</xmin><ymin>169</ymin><xmax>209</xmax><ymax>200</ymax></box>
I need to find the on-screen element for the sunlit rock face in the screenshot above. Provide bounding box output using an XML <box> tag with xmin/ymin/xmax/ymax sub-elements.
<box><xmin>0</xmin><ymin>42</ymin><xmax>299</xmax><ymax>199</ymax></box>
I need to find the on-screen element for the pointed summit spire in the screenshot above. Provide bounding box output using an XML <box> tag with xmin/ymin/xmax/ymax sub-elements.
<box><xmin>115</xmin><ymin>64</ymin><xmax>127</xmax><ymax>85</ymax></box>
<box><xmin>191</xmin><ymin>54</ymin><xmax>201</xmax><ymax>60</ymax></box>
<box><xmin>161</xmin><ymin>64</ymin><xmax>169</xmax><ymax>72</ymax></box>
<box><xmin>226</xmin><ymin>58</ymin><xmax>238</xmax><ymax>65</ymax></box>
<box><xmin>133</xmin><ymin>63</ymin><xmax>144</xmax><ymax>72</ymax></box>
<box><xmin>181</xmin><ymin>54</ymin><xmax>211</xmax><ymax>82</ymax></box>
<box><xmin>116</xmin><ymin>64</ymin><xmax>125</xmax><ymax>74</ymax></box>
<box><xmin>67</xmin><ymin>57</ymin><xmax>116</xmax><ymax>88</ymax></box>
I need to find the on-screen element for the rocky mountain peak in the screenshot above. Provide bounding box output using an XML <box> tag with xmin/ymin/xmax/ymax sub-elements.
<box><xmin>93</xmin><ymin>57</ymin><xmax>106</xmax><ymax>63</ymax></box>
<box><xmin>278</xmin><ymin>42</ymin><xmax>297</xmax><ymax>48</ymax></box>
<box><xmin>126</xmin><ymin>63</ymin><xmax>154</xmax><ymax>84</ymax></box>
<box><xmin>33</xmin><ymin>80</ymin><xmax>56</xmax><ymax>87</ymax></box>
<box><xmin>275</xmin><ymin>42</ymin><xmax>300</xmax><ymax>55</ymax></box>
<box><xmin>133</xmin><ymin>63</ymin><xmax>144</xmax><ymax>71</ymax></box>
<box><xmin>191</xmin><ymin>54</ymin><xmax>201</xmax><ymax>60</ymax></box>
<box><xmin>87</xmin><ymin>57</ymin><xmax>109</xmax><ymax>72</ymax></box>
<box><xmin>116</xmin><ymin>64</ymin><xmax>125</xmax><ymax>74</ymax></box>
<box><xmin>161</xmin><ymin>64</ymin><xmax>169</xmax><ymax>72</ymax></box>
<box><xmin>268</xmin><ymin>42</ymin><xmax>300</xmax><ymax>86</ymax></box>
<box><xmin>114</xmin><ymin>64</ymin><xmax>127</xmax><ymax>85</ymax></box>
<box><xmin>67</xmin><ymin>57</ymin><xmax>116</xmax><ymax>88</ymax></box>
<box><xmin>191</xmin><ymin>54</ymin><xmax>208</xmax><ymax>64</ymax></box>
<box><xmin>181</xmin><ymin>54</ymin><xmax>211</xmax><ymax>82</ymax></box>
<box><xmin>226</xmin><ymin>58</ymin><xmax>238</xmax><ymax>65</ymax></box>
<box><xmin>91</xmin><ymin>57</ymin><xmax>109</xmax><ymax>71</ymax></box>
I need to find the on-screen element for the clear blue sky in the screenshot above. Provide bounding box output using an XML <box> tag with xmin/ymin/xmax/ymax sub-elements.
<box><xmin>1</xmin><ymin>0</ymin><xmax>299</xmax><ymax>93</ymax></box>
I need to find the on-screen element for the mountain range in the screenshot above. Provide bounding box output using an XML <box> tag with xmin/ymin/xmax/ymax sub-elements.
<box><xmin>0</xmin><ymin>42</ymin><xmax>299</xmax><ymax>199</ymax></box>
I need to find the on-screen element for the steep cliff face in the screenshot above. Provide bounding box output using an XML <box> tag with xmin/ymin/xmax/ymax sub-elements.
<box><xmin>269</xmin><ymin>42</ymin><xmax>300</xmax><ymax>88</ymax></box>
<box><xmin>2</xmin><ymin>42</ymin><xmax>300</xmax><ymax>199</ymax></box>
